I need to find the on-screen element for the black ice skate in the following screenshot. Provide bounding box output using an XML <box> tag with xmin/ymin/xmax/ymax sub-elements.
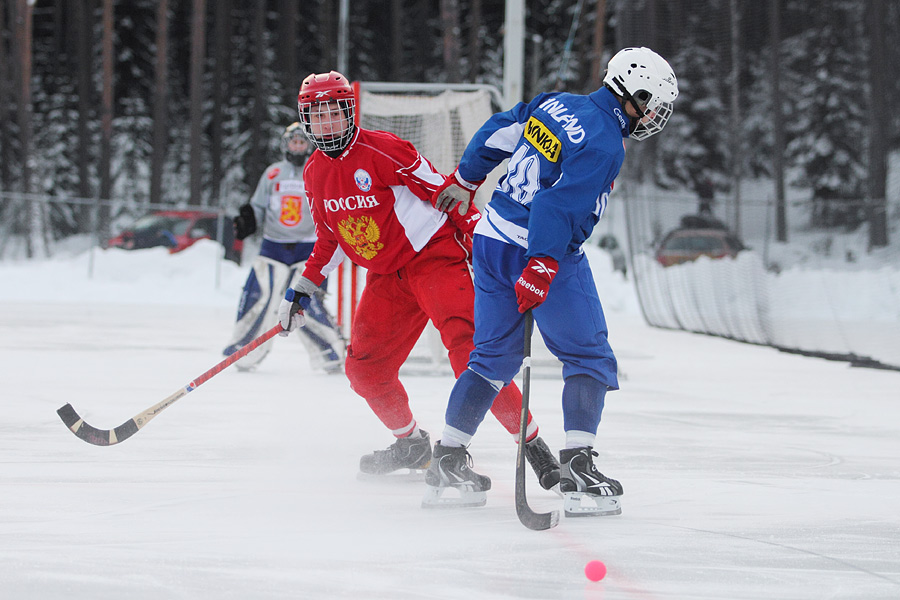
<box><xmin>421</xmin><ymin>443</ymin><xmax>491</xmax><ymax>509</ymax></box>
<box><xmin>358</xmin><ymin>430</ymin><xmax>432</xmax><ymax>478</ymax></box>
<box><xmin>559</xmin><ymin>447</ymin><xmax>623</xmax><ymax>517</ymax></box>
<box><xmin>523</xmin><ymin>436</ymin><xmax>561</xmax><ymax>492</ymax></box>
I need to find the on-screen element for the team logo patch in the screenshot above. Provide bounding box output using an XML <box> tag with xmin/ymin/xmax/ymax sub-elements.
<box><xmin>338</xmin><ymin>215</ymin><xmax>384</xmax><ymax>260</ymax></box>
<box><xmin>280</xmin><ymin>195</ymin><xmax>303</xmax><ymax>226</ymax></box>
<box><xmin>524</xmin><ymin>117</ymin><xmax>561</xmax><ymax>162</ymax></box>
<box><xmin>353</xmin><ymin>169</ymin><xmax>373</xmax><ymax>192</ymax></box>
<box><xmin>267</xmin><ymin>167</ymin><xmax>280</xmax><ymax>180</ymax></box>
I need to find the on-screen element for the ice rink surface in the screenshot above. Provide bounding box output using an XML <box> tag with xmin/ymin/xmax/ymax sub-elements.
<box><xmin>1</xmin><ymin>244</ymin><xmax>898</xmax><ymax>599</ymax></box>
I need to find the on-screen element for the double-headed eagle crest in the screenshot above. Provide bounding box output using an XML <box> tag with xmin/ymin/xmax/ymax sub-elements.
<box><xmin>338</xmin><ymin>215</ymin><xmax>384</xmax><ymax>260</ymax></box>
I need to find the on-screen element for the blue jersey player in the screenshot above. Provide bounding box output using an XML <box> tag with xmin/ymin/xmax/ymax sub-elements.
<box><xmin>422</xmin><ymin>47</ymin><xmax>679</xmax><ymax>516</ymax></box>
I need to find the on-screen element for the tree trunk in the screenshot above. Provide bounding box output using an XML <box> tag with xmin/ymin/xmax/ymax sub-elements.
<box><xmin>19</xmin><ymin>0</ymin><xmax>44</xmax><ymax>257</ymax></box>
<box><xmin>319</xmin><ymin>0</ymin><xmax>335</xmax><ymax>69</ymax></box>
<box><xmin>589</xmin><ymin>0</ymin><xmax>607</xmax><ymax>92</ymax></box>
<box><xmin>441</xmin><ymin>0</ymin><xmax>460</xmax><ymax>82</ymax></box>
<box><xmin>99</xmin><ymin>0</ymin><xmax>113</xmax><ymax>238</ymax></box>
<box><xmin>75</xmin><ymin>0</ymin><xmax>92</xmax><ymax>201</ymax></box>
<box><xmin>249</xmin><ymin>0</ymin><xmax>266</xmax><ymax>188</ymax></box>
<box><xmin>770</xmin><ymin>0</ymin><xmax>787</xmax><ymax>242</ymax></box>
<box><xmin>390</xmin><ymin>0</ymin><xmax>403</xmax><ymax>81</ymax></box>
<box><xmin>467</xmin><ymin>0</ymin><xmax>483</xmax><ymax>81</ymax></box>
<box><xmin>189</xmin><ymin>0</ymin><xmax>207</xmax><ymax>206</ymax></box>
<box><xmin>210</xmin><ymin>0</ymin><xmax>231</xmax><ymax>207</ymax></box>
<box><xmin>150</xmin><ymin>0</ymin><xmax>169</xmax><ymax>207</ymax></box>
<box><xmin>0</xmin><ymin>0</ymin><xmax>11</xmax><ymax>191</ymax></box>
<box><xmin>866</xmin><ymin>0</ymin><xmax>888</xmax><ymax>248</ymax></box>
<box><xmin>728</xmin><ymin>0</ymin><xmax>742</xmax><ymax>235</ymax></box>
<box><xmin>280</xmin><ymin>0</ymin><xmax>297</xmax><ymax>99</ymax></box>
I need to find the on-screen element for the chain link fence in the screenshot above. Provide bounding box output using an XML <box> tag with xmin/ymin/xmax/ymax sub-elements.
<box><xmin>620</xmin><ymin>184</ymin><xmax>900</xmax><ymax>370</ymax></box>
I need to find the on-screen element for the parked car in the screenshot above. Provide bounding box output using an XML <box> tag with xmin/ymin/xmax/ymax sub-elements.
<box><xmin>596</xmin><ymin>234</ymin><xmax>627</xmax><ymax>277</ymax></box>
<box><xmin>655</xmin><ymin>227</ymin><xmax>745</xmax><ymax>267</ymax></box>
<box><xmin>107</xmin><ymin>210</ymin><xmax>242</xmax><ymax>263</ymax></box>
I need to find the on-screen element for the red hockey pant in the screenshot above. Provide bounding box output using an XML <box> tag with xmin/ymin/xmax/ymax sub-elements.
<box><xmin>344</xmin><ymin>230</ymin><xmax>531</xmax><ymax>437</ymax></box>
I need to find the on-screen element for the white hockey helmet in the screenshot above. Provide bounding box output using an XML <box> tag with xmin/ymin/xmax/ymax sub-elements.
<box><xmin>603</xmin><ymin>47</ymin><xmax>679</xmax><ymax>140</ymax></box>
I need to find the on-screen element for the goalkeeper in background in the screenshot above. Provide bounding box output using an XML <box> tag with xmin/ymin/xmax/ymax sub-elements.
<box><xmin>223</xmin><ymin>122</ymin><xmax>344</xmax><ymax>374</ymax></box>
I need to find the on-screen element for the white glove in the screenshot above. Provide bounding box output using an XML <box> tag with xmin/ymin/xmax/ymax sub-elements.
<box><xmin>432</xmin><ymin>169</ymin><xmax>482</xmax><ymax>215</ymax></box>
<box><xmin>277</xmin><ymin>277</ymin><xmax>318</xmax><ymax>336</ymax></box>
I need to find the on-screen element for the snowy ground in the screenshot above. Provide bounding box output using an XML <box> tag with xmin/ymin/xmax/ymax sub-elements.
<box><xmin>1</xmin><ymin>242</ymin><xmax>899</xmax><ymax>599</ymax></box>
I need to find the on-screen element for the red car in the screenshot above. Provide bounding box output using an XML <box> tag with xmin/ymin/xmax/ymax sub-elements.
<box><xmin>107</xmin><ymin>210</ymin><xmax>242</xmax><ymax>263</ymax></box>
<box><xmin>655</xmin><ymin>227</ymin><xmax>745</xmax><ymax>267</ymax></box>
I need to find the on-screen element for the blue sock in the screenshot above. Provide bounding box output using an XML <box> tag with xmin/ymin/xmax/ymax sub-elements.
<box><xmin>444</xmin><ymin>369</ymin><xmax>500</xmax><ymax>436</ymax></box>
<box><xmin>562</xmin><ymin>374</ymin><xmax>606</xmax><ymax>435</ymax></box>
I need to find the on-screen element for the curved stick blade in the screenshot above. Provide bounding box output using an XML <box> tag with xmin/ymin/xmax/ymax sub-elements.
<box><xmin>515</xmin><ymin>311</ymin><xmax>560</xmax><ymax>531</ymax></box>
<box><xmin>57</xmin><ymin>403</ymin><xmax>139</xmax><ymax>447</ymax></box>
<box><xmin>54</xmin><ymin>322</ymin><xmax>284</xmax><ymax>447</ymax></box>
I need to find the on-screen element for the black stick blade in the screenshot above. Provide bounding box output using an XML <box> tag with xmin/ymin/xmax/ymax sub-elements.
<box><xmin>57</xmin><ymin>403</ymin><xmax>139</xmax><ymax>446</ymax></box>
<box><xmin>515</xmin><ymin>311</ymin><xmax>560</xmax><ymax>531</ymax></box>
<box><xmin>516</xmin><ymin>497</ymin><xmax>560</xmax><ymax>531</ymax></box>
<box><xmin>515</xmin><ymin>448</ymin><xmax>560</xmax><ymax>531</ymax></box>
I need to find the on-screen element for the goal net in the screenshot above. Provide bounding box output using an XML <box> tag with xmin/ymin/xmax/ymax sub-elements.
<box><xmin>327</xmin><ymin>84</ymin><xmax>499</xmax><ymax>375</ymax></box>
<box><xmin>356</xmin><ymin>82</ymin><xmax>504</xmax><ymax>210</ymax></box>
<box><xmin>331</xmin><ymin>83</ymin><xmax>562</xmax><ymax>378</ymax></box>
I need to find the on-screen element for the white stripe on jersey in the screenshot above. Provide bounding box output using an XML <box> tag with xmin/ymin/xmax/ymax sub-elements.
<box><xmin>315</xmin><ymin>244</ymin><xmax>348</xmax><ymax>280</ymax></box>
<box><xmin>474</xmin><ymin>204</ymin><xmax>529</xmax><ymax>249</ymax></box>
<box><xmin>390</xmin><ymin>185</ymin><xmax>447</xmax><ymax>252</ymax></box>
<box><xmin>485</xmin><ymin>122</ymin><xmax>526</xmax><ymax>152</ymax></box>
<box><xmin>410</xmin><ymin>158</ymin><xmax>445</xmax><ymax>187</ymax></box>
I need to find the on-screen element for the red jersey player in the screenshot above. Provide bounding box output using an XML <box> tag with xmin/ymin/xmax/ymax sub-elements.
<box><xmin>277</xmin><ymin>71</ymin><xmax>559</xmax><ymax>503</ymax></box>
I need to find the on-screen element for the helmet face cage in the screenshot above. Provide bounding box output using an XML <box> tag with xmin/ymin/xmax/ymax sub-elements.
<box><xmin>298</xmin><ymin>97</ymin><xmax>356</xmax><ymax>153</ymax></box>
<box><xmin>629</xmin><ymin>100</ymin><xmax>673</xmax><ymax>141</ymax></box>
<box><xmin>297</xmin><ymin>71</ymin><xmax>356</xmax><ymax>153</ymax></box>
<box><xmin>281</xmin><ymin>122</ymin><xmax>311</xmax><ymax>165</ymax></box>
<box><xmin>602</xmin><ymin>47</ymin><xmax>678</xmax><ymax>141</ymax></box>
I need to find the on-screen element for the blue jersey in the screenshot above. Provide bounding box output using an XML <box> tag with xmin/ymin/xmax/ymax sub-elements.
<box><xmin>457</xmin><ymin>87</ymin><xmax>629</xmax><ymax>261</ymax></box>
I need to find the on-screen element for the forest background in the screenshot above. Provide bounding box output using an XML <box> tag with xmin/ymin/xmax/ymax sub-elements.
<box><xmin>1</xmin><ymin>0</ymin><xmax>898</xmax><ymax>255</ymax></box>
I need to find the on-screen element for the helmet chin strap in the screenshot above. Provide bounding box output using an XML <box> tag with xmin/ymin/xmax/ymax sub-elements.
<box><xmin>618</xmin><ymin>86</ymin><xmax>648</xmax><ymax>121</ymax></box>
<box><xmin>606</xmin><ymin>80</ymin><xmax>646</xmax><ymax>133</ymax></box>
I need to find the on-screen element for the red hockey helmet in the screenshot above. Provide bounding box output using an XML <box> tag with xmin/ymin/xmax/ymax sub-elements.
<box><xmin>297</xmin><ymin>71</ymin><xmax>356</xmax><ymax>153</ymax></box>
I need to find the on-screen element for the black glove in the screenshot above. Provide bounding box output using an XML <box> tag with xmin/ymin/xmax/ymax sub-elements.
<box><xmin>233</xmin><ymin>204</ymin><xmax>257</xmax><ymax>240</ymax></box>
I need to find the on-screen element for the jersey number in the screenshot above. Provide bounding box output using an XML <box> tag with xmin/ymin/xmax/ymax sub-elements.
<box><xmin>500</xmin><ymin>146</ymin><xmax>541</xmax><ymax>206</ymax></box>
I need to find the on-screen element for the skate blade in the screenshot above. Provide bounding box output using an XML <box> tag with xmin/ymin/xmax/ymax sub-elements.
<box><xmin>563</xmin><ymin>492</ymin><xmax>622</xmax><ymax>517</ymax></box>
<box><xmin>421</xmin><ymin>485</ymin><xmax>487</xmax><ymax>509</ymax></box>
<box><xmin>356</xmin><ymin>467</ymin><xmax>427</xmax><ymax>483</ymax></box>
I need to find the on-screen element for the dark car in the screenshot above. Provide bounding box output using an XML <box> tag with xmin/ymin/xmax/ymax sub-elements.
<box><xmin>655</xmin><ymin>227</ymin><xmax>745</xmax><ymax>267</ymax></box>
<box><xmin>107</xmin><ymin>210</ymin><xmax>242</xmax><ymax>263</ymax></box>
<box><xmin>596</xmin><ymin>234</ymin><xmax>627</xmax><ymax>277</ymax></box>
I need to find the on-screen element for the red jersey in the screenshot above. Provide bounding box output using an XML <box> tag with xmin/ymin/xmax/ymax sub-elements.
<box><xmin>301</xmin><ymin>128</ymin><xmax>477</xmax><ymax>284</ymax></box>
